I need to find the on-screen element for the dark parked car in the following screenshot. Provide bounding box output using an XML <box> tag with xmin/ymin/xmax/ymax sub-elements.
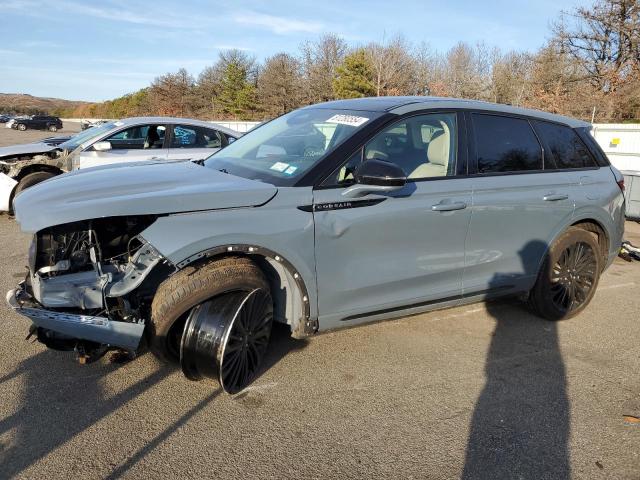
<box><xmin>0</xmin><ymin>115</ymin><xmax>11</xmax><ymax>123</ymax></box>
<box><xmin>12</xmin><ymin>115</ymin><xmax>63</xmax><ymax>132</ymax></box>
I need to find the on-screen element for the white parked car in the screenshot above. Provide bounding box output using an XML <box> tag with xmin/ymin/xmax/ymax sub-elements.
<box><xmin>0</xmin><ymin>117</ymin><xmax>240</xmax><ymax>212</ymax></box>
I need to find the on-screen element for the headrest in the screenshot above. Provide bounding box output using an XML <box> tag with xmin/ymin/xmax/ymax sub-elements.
<box><xmin>427</xmin><ymin>121</ymin><xmax>450</xmax><ymax>167</ymax></box>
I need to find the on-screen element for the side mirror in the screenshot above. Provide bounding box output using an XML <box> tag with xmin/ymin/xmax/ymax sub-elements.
<box><xmin>342</xmin><ymin>159</ymin><xmax>407</xmax><ymax>198</ymax></box>
<box><xmin>93</xmin><ymin>141</ymin><xmax>112</xmax><ymax>152</ymax></box>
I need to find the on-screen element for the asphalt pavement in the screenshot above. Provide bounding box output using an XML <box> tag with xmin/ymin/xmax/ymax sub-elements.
<box><xmin>0</xmin><ymin>126</ymin><xmax>639</xmax><ymax>479</ymax></box>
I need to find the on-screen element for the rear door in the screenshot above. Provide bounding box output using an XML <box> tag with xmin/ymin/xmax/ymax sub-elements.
<box><xmin>463</xmin><ymin>112</ymin><xmax>575</xmax><ymax>295</ymax></box>
<box><xmin>166</xmin><ymin>124</ymin><xmax>229</xmax><ymax>161</ymax></box>
<box><xmin>78</xmin><ymin>124</ymin><xmax>168</xmax><ymax>169</ymax></box>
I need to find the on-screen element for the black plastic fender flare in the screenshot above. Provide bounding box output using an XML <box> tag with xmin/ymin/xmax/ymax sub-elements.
<box><xmin>175</xmin><ymin>244</ymin><xmax>316</xmax><ymax>336</ymax></box>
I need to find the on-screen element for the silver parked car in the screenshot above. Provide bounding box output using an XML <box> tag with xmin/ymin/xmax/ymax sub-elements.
<box><xmin>7</xmin><ymin>97</ymin><xmax>625</xmax><ymax>393</ymax></box>
<box><xmin>0</xmin><ymin>117</ymin><xmax>240</xmax><ymax>212</ymax></box>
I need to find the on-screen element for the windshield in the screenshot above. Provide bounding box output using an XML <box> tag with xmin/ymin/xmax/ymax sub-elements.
<box><xmin>60</xmin><ymin>121</ymin><xmax>119</xmax><ymax>151</ymax></box>
<box><xmin>204</xmin><ymin>108</ymin><xmax>381</xmax><ymax>186</ymax></box>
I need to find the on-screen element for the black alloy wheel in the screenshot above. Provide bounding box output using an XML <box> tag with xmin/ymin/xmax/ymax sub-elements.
<box><xmin>180</xmin><ymin>288</ymin><xmax>273</xmax><ymax>394</ymax></box>
<box><xmin>549</xmin><ymin>241</ymin><xmax>597</xmax><ymax>314</ymax></box>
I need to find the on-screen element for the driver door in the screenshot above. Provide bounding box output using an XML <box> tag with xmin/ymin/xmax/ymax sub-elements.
<box><xmin>78</xmin><ymin>124</ymin><xmax>168</xmax><ymax>169</ymax></box>
<box><xmin>313</xmin><ymin>112</ymin><xmax>473</xmax><ymax>329</ymax></box>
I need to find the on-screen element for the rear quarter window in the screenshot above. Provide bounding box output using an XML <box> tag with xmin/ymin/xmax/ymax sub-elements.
<box><xmin>533</xmin><ymin>121</ymin><xmax>597</xmax><ymax>169</ymax></box>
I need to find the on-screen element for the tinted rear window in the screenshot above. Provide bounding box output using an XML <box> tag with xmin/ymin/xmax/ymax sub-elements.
<box><xmin>471</xmin><ymin>114</ymin><xmax>542</xmax><ymax>173</ymax></box>
<box><xmin>533</xmin><ymin>121</ymin><xmax>597</xmax><ymax>169</ymax></box>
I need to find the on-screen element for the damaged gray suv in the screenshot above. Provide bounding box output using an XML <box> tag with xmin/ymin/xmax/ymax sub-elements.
<box><xmin>7</xmin><ymin>97</ymin><xmax>625</xmax><ymax>393</ymax></box>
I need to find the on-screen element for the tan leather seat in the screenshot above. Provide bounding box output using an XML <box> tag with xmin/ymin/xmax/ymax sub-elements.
<box><xmin>409</xmin><ymin>121</ymin><xmax>450</xmax><ymax>179</ymax></box>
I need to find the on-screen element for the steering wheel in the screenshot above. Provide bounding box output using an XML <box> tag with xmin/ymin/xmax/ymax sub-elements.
<box><xmin>303</xmin><ymin>146</ymin><xmax>324</xmax><ymax>158</ymax></box>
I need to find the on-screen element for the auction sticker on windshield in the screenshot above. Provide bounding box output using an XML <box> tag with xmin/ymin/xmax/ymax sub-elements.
<box><xmin>326</xmin><ymin>114</ymin><xmax>369</xmax><ymax>127</ymax></box>
<box><xmin>270</xmin><ymin>161</ymin><xmax>290</xmax><ymax>172</ymax></box>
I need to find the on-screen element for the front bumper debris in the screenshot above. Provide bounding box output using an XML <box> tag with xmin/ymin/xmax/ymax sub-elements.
<box><xmin>6</xmin><ymin>283</ymin><xmax>144</xmax><ymax>350</ymax></box>
<box><xmin>0</xmin><ymin>172</ymin><xmax>17</xmax><ymax>212</ymax></box>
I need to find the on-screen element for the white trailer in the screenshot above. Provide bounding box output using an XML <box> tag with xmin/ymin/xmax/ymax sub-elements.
<box><xmin>592</xmin><ymin>123</ymin><xmax>640</xmax><ymax>219</ymax></box>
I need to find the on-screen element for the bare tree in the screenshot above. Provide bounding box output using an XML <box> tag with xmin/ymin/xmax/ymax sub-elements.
<box><xmin>413</xmin><ymin>42</ymin><xmax>443</xmax><ymax>96</ymax></box>
<box><xmin>491</xmin><ymin>51</ymin><xmax>533</xmax><ymax>105</ymax></box>
<box><xmin>554</xmin><ymin>0</ymin><xmax>639</xmax><ymax>91</ymax></box>
<box><xmin>366</xmin><ymin>35</ymin><xmax>420</xmax><ymax>96</ymax></box>
<box><xmin>195</xmin><ymin>66</ymin><xmax>222</xmax><ymax>118</ymax></box>
<box><xmin>148</xmin><ymin>68</ymin><xmax>196</xmax><ymax>116</ymax></box>
<box><xmin>258</xmin><ymin>53</ymin><xmax>304</xmax><ymax>116</ymax></box>
<box><xmin>300</xmin><ymin>33</ymin><xmax>348</xmax><ymax>103</ymax></box>
<box><xmin>442</xmin><ymin>42</ymin><xmax>493</xmax><ymax>100</ymax></box>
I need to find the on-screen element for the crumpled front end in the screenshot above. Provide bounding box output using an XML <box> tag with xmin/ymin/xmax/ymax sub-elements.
<box><xmin>6</xmin><ymin>216</ymin><xmax>171</xmax><ymax>354</ymax></box>
<box><xmin>7</xmin><ymin>285</ymin><xmax>145</xmax><ymax>350</ymax></box>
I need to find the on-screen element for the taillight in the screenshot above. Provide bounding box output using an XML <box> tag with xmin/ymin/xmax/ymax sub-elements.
<box><xmin>617</xmin><ymin>178</ymin><xmax>625</xmax><ymax>192</ymax></box>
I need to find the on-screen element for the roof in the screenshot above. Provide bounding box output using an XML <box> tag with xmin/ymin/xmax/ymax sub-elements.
<box><xmin>116</xmin><ymin>117</ymin><xmax>241</xmax><ymax>137</ymax></box>
<box><xmin>308</xmin><ymin>96</ymin><xmax>591</xmax><ymax>128</ymax></box>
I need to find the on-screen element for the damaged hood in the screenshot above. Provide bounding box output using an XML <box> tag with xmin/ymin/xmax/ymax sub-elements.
<box><xmin>0</xmin><ymin>140</ymin><xmax>63</xmax><ymax>160</ymax></box>
<box><xmin>14</xmin><ymin>160</ymin><xmax>278</xmax><ymax>232</ymax></box>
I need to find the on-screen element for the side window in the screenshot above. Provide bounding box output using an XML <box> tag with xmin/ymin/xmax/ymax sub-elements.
<box><xmin>333</xmin><ymin>149</ymin><xmax>363</xmax><ymax>185</ymax></box>
<box><xmin>364</xmin><ymin>113</ymin><xmax>457</xmax><ymax>179</ymax></box>
<box><xmin>533</xmin><ymin>121</ymin><xmax>597</xmax><ymax>169</ymax></box>
<box><xmin>324</xmin><ymin>112</ymin><xmax>458</xmax><ymax>186</ymax></box>
<box><xmin>471</xmin><ymin>114</ymin><xmax>542</xmax><ymax>173</ymax></box>
<box><xmin>105</xmin><ymin>125</ymin><xmax>166</xmax><ymax>150</ymax></box>
<box><xmin>171</xmin><ymin>125</ymin><xmax>225</xmax><ymax>149</ymax></box>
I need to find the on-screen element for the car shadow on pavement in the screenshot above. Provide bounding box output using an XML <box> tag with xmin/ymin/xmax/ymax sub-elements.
<box><xmin>0</xmin><ymin>321</ymin><xmax>306</xmax><ymax>478</ymax></box>
<box><xmin>252</xmin><ymin>320</ymin><xmax>309</xmax><ymax>384</ymax></box>
<box><xmin>462</xmin><ymin>240</ymin><xmax>571</xmax><ymax>479</ymax></box>
<box><xmin>0</xmin><ymin>350</ymin><xmax>174</xmax><ymax>478</ymax></box>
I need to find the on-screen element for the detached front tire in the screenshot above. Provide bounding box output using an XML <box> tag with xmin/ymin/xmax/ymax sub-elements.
<box><xmin>150</xmin><ymin>257</ymin><xmax>273</xmax><ymax>393</ymax></box>
<box><xmin>528</xmin><ymin>227</ymin><xmax>601</xmax><ymax>321</ymax></box>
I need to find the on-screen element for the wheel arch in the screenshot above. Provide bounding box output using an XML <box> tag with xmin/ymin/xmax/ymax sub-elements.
<box><xmin>174</xmin><ymin>244</ymin><xmax>316</xmax><ymax>338</ymax></box>
<box><xmin>13</xmin><ymin>163</ymin><xmax>64</xmax><ymax>182</ymax></box>
<box><xmin>569</xmin><ymin>218</ymin><xmax>610</xmax><ymax>270</ymax></box>
<box><xmin>530</xmin><ymin>214</ymin><xmax>611</xmax><ymax>289</ymax></box>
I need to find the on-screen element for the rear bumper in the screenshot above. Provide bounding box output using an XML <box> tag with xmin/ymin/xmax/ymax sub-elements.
<box><xmin>0</xmin><ymin>173</ymin><xmax>17</xmax><ymax>212</ymax></box>
<box><xmin>6</xmin><ymin>283</ymin><xmax>144</xmax><ymax>350</ymax></box>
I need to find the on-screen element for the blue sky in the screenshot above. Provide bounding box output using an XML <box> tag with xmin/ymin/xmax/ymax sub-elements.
<box><xmin>0</xmin><ymin>0</ymin><xmax>583</xmax><ymax>102</ymax></box>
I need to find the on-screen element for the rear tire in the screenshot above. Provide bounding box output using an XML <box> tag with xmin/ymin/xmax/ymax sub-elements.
<box><xmin>149</xmin><ymin>257</ymin><xmax>270</xmax><ymax>363</ymax></box>
<box><xmin>528</xmin><ymin>227</ymin><xmax>601</xmax><ymax>321</ymax></box>
<box><xmin>48</xmin><ymin>125</ymin><xmax>57</xmax><ymax>132</ymax></box>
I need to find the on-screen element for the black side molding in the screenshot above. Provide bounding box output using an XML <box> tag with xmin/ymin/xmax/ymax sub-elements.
<box><xmin>298</xmin><ymin>198</ymin><xmax>386</xmax><ymax>213</ymax></box>
<box><xmin>341</xmin><ymin>285</ymin><xmax>515</xmax><ymax>321</ymax></box>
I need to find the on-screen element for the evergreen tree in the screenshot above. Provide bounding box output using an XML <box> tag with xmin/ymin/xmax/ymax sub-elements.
<box><xmin>217</xmin><ymin>53</ymin><xmax>257</xmax><ymax>118</ymax></box>
<box><xmin>333</xmin><ymin>49</ymin><xmax>376</xmax><ymax>99</ymax></box>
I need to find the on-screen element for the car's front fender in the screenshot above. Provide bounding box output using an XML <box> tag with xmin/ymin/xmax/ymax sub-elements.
<box><xmin>140</xmin><ymin>186</ymin><xmax>319</xmax><ymax>322</ymax></box>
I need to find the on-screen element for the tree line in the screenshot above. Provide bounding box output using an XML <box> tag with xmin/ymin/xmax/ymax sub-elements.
<box><xmin>72</xmin><ymin>0</ymin><xmax>639</xmax><ymax>123</ymax></box>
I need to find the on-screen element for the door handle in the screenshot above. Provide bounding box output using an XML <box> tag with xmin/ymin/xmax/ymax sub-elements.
<box><xmin>431</xmin><ymin>201</ymin><xmax>467</xmax><ymax>212</ymax></box>
<box><xmin>543</xmin><ymin>194</ymin><xmax>569</xmax><ymax>201</ymax></box>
